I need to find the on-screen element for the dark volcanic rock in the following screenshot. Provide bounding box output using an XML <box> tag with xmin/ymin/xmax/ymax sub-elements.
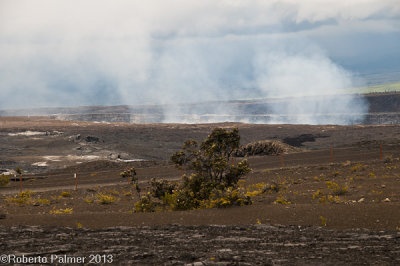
<box><xmin>283</xmin><ymin>134</ymin><xmax>328</xmax><ymax>147</ymax></box>
<box><xmin>85</xmin><ymin>136</ymin><xmax>100</xmax><ymax>143</ymax></box>
<box><xmin>0</xmin><ymin>225</ymin><xmax>399</xmax><ymax>265</ymax></box>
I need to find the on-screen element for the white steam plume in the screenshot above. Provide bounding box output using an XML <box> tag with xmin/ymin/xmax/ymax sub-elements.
<box><xmin>0</xmin><ymin>0</ymin><xmax>399</xmax><ymax>124</ymax></box>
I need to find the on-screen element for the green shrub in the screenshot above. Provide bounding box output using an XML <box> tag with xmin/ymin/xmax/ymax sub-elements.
<box><xmin>139</xmin><ymin>128</ymin><xmax>253</xmax><ymax>212</ymax></box>
<box><xmin>204</xmin><ymin>187</ymin><xmax>251</xmax><ymax>208</ymax></box>
<box><xmin>134</xmin><ymin>193</ymin><xmax>157</xmax><ymax>212</ymax></box>
<box><xmin>150</xmin><ymin>178</ymin><xmax>177</xmax><ymax>199</ymax></box>
<box><xmin>0</xmin><ymin>174</ymin><xmax>10</xmax><ymax>187</ymax></box>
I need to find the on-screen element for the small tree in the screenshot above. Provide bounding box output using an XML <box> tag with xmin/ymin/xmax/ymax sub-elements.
<box><xmin>171</xmin><ymin>127</ymin><xmax>250</xmax><ymax>187</ymax></box>
<box><xmin>168</xmin><ymin>127</ymin><xmax>251</xmax><ymax>209</ymax></box>
<box><xmin>120</xmin><ymin>167</ymin><xmax>140</xmax><ymax>197</ymax></box>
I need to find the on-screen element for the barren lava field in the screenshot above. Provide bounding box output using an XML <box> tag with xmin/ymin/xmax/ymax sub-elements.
<box><xmin>0</xmin><ymin>116</ymin><xmax>399</xmax><ymax>265</ymax></box>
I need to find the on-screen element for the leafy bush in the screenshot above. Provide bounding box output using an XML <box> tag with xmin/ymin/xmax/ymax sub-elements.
<box><xmin>150</xmin><ymin>178</ymin><xmax>177</xmax><ymax>199</ymax></box>
<box><xmin>135</xmin><ymin>128</ymin><xmax>252</xmax><ymax>212</ymax></box>
<box><xmin>167</xmin><ymin>128</ymin><xmax>251</xmax><ymax>211</ymax></box>
<box><xmin>0</xmin><ymin>174</ymin><xmax>10</xmax><ymax>187</ymax></box>
<box><xmin>204</xmin><ymin>187</ymin><xmax>251</xmax><ymax>208</ymax></box>
<box><xmin>134</xmin><ymin>193</ymin><xmax>157</xmax><ymax>212</ymax></box>
<box><xmin>171</xmin><ymin>127</ymin><xmax>250</xmax><ymax>187</ymax></box>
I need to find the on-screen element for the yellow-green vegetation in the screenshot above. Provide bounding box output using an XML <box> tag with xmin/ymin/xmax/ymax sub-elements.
<box><xmin>332</xmin><ymin>171</ymin><xmax>341</xmax><ymax>177</ymax></box>
<box><xmin>348</xmin><ymin>82</ymin><xmax>400</xmax><ymax>94</ymax></box>
<box><xmin>326</xmin><ymin>181</ymin><xmax>348</xmax><ymax>196</ymax></box>
<box><xmin>84</xmin><ymin>196</ymin><xmax>94</xmax><ymax>203</ymax></box>
<box><xmin>313</xmin><ymin>175</ymin><xmax>325</xmax><ymax>182</ymax></box>
<box><xmin>34</xmin><ymin>198</ymin><xmax>51</xmax><ymax>205</ymax></box>
<box><xmin>134</xmin><ymin>193</ymin><xmax>157</xmax><ymax>212</ymax></box>
<box><xmin>77</xmin><ymin>222</ymin><xmax>83</xmax><ymax>228</ymax></box>
<box><xmin>104</xmin><ymin>189</ymin><xmax>120</xmax><ymax>196</ymax></box>
<box><xmin>95</xmin><ymin>192</ymin><xmax>117</xmax><ymax>204</ymax></box>
<box><xmin>351</xmin><ymin>163</ymin><xmax>366</xmax><ymax>172</ymax></box>
<box><xmin>49</xmin><ymin>207</ymin><xmax>73</xmax><ymax>214</ymax></box>
<box><xmin>312</xmin><ymin>190</ymin><xmax>324</xmax><ymax>200</ymax></box>
<box><xmin>312</xmin><ymin>182</ymin><xmax>348</xmax><ymax>204</ymax></box>
<box><xmin>122</xmin><ymin>190</ymin><xmax>132</xmax><ymax>197</ymax></box>
<box><xmin>5</xmin><ymin>191</ymin><xmax>34</xmax><ymax>205</ymax></box>
<box><xmin>245</xmin><ymin>182</ymin><xmax>267</xmax><ymax>197</ymax></box>
<box><xmin>320</xmin><ymin>216</ymin><xmax>327</xmax><ymax>226</ymax></box>
<box><xmin>0</xmin><ymin>174</ymin><xmax>10</xmax><ymax>187</ymax></box>
<box><xmin>50</xmin><ymin>195</ymin><xmax>63</xmax><ymax>201</ymax></box>
<box><xmin>326</xmin><ymin>195</ymin><xmax>342</xmax><ymax>203</ymax></box>
<box><xmin>369</xmin><ymin>172</ymin><xmax>376</xmax><ymax>178</ymax></box>
<box><xmin>274</xmin><ymin>194</ymin><xmax>291</xmax><ymax>204</ymax></box>
<box><xmin>371</xmin><ymin>190</ymin><xmax>383</xmax><ymax>195</ymax></box>
<box><xmin>60</xmin><ymin>191</ymin><xmax>71</xmax><ymax>197</ymax></box>
<box><xmin>203</xmin><ymin>187</ymin><xmax>251</xmax><ymax>208</ymax></box>
<box><xmin>5</xmin><ymin>191</ymin><xmax>52</xmax><ymax>206</ymax></box>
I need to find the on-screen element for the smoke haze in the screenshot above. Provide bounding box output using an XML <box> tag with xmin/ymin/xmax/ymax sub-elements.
<box><xmin>1</xmin><ymin>0</ymin><xmax>399</xmax><ymax>124</ymax></box>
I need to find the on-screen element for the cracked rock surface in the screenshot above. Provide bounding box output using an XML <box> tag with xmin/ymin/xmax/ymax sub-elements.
<box><xmin>1</xmin><ymin>224</ymin><xmax>399</xmax><ymax>265</ymax></box>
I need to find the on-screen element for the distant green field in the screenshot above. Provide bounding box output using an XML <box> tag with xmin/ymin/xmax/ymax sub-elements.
<box><xmin>349</xmin><ymin>82</ymin><xmax>400</xmax><ymax>94</ymax></box>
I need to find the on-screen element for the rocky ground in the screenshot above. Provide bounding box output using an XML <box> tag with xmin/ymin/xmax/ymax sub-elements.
<box><xmin>1</xmin><ymin>224</ymin><xmax>399</xmax><ymax>265</ymax></box>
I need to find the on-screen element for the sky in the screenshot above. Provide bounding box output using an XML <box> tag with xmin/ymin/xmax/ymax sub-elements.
<box><xmin>0</xmin><ymin>0</ymin><xmax>400</xmax><ymax>123</ymax></box>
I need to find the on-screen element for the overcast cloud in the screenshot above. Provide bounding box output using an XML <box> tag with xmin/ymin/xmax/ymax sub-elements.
<box><xmin>0</xmin><ymin>0</ymin><xmax>399</xmax><ymax>123</ymax></box>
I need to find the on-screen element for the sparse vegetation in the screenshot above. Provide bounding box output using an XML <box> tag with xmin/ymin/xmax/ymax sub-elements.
<box><xmin>95</xmin><ymin>193</ymin><xmax>117</xmax><ymax>204</ymax></box>
<box><xmin>49</xmin><ymin>207</ymin><xmax>73</xmax><ymax>214</ymax></box>
<box><xmin>320</xmin><ymin>216</ymin><xmax>327</xmax><ymax>226</ymax></box>
<box><xmin>0</xmin><ymin>174</ymin><xmax>10</xmax><ymax>187</ymax></box>
<box><xmin>326</xmin><ymin>181</ymin><xmax>348</xmax><ymax>196</ymax></box>
<box><xmin>60</xmin><ymin>191</ymin><xmax>71</xmax><ymax>197</ymax></box>
<box><xmin>351</xmin><ymin>164</ymin><xmax>365</xmax><ymax>172</ymax></box>
<box><xmin>5</xmin><ymin>191</ymin><xmax>34</xmax><ymax>205</ymax></box>
<box><xmin>34</xmin><ymin>198</ymin><xmax>51</xmax><ymax>205</ymax></box>
<box><xmin>274</xmin><ymin>194</ymin><xmax>291</xmax><ymax>204</ymax></box>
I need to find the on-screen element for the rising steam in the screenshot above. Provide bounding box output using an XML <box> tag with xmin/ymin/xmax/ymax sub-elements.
<box><xmin>1</xmin><ymin>0</ymin><xmax>399</xmax><ymax>124</ymax></box>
